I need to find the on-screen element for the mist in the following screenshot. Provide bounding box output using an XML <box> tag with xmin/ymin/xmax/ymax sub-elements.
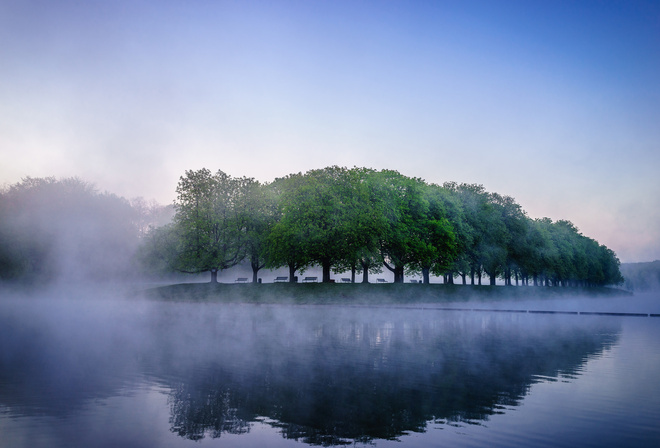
<box><xmin>0</xmin><ymin>177</ymin><xmax>172</xmax><ymax>289</ymax></box>
<box><xmin>620</xmin><ymin>261</ymin><xmax>660</xmax><ymax>292</ymax></box>
<box><xmin>0</xmin><ymin>293</ymin><xmax>633</xmax><ymax>446</ymax></box>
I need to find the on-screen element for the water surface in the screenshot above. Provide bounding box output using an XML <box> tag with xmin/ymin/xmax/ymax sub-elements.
<box><xmin>1</xmin><ymin>291</ymin><xmax>659</xmax><ymax>447</ymax></box>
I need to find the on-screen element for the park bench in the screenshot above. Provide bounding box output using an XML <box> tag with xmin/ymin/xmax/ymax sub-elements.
<box><xmin>274</xmin><ymin>276</ymin><xmax>288</xmax><ymax>282</ymax></box>
<box><xmin>235</xmin><ymin>278</ymin><xmax>248</xmax><ymax>283</ymax></box>
<box><xmin>376</xmin><ymin>278</ymin><xmax>387</xmax><ymax>283</ymax></box>
<box><xmin>302</xmin><ymin>276</ymin><xmax>318</xmax><ymax>283</ymax></box>
<box><xmin>341</xmin><ymin>278</ymin><xmax>351</xmax><ymax>283</ymax></box>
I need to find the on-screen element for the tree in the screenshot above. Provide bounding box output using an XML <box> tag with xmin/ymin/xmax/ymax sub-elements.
<box><xmin>489</xmin><ymin>193</ymin><xmax>528</xmax><ymax>286</ymax></box>
<box><xmin>130</xmin><ymin>197</ymin><xmax>175</xmax><ymax>238</ymax></box>
<box><xmin>440</xmin><ymin>182</ymin><xmax>474</xmax><ymax>285</ymax></box>
<box><xmin>375</xmin><ymin>171</ymin><xmax>457</xmax><ymax>283</ymax></box>
<box><xmin>268</xmin><ymin>167</ymin><xmax>370</xmax><ymax>283</ymax></box>
<box><xmin>445</xmin><ymin>183</ymin><xmax>503</xmax><ymax>285</ymax></box>
<box><xmin>265</xmin><ymin>173</ymin><xmax>312</xmax><ymax>282</ymax></box>
<box><xmin>172</xmin><ymin>169</ymin><xmax>251</xmax><ymax>283</ymax></box>
<box><xmin>242</xmin><ymin>180</ymin><xmax>277</xmax><ymax>283</ymax></box>
<box><xmin>331</xmin><ymin>168</ymin><xmax>386</xmax><ymax>283</ymax></box>
<box><xmin>136</xmin><ymin>223</ymin><xmax>180</xmax><ymax>276</ymax></box>
<box><xmin>408</xmin><ymin>183</ymin><xmax>458</xmax><ymax>284</ymax></box>
<box><xmin>516</xmin><ymin>218</ymin><xmax>550</xmax><ymax>286</ymax></box>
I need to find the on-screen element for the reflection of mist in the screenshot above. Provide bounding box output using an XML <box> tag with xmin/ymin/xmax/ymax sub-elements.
<box><xmin>0</xmin><ymin>296</ymin><xmax>623</xmax><ymax>445</ymax></box>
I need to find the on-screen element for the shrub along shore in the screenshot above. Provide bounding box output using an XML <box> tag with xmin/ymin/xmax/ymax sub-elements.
<box><xmin>142</xmin><ymin>282</ymin><xmax>630</xmax><ymax>305</ymax></box>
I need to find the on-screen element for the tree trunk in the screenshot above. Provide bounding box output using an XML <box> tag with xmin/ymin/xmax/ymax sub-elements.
<box><xmin>422</xmin><ymin>267</ymin><xmax>430</xmax><ymax>284</ymax></box>
<box><xmin>251</xmin><ymin>260</ymin><xmax>261</xmax><ymax>283</ymax></box>
<box><xmin>489</xmin><ymin>272</ymin><xmax>496</xmax><ymax>286</ymax></box>
<box><xmin>394</xmin><ymin>266</ymin><xmax>404</xmax><ymax>283</ymax></box>
<box><xmin>383</xmin><ymin>260</ymin><xmax>404</xmax><ymax>283</ymax></box>
<box><xmin>210</xmin><ymin>269</ymin><xmax>218</xmax><ymax>283</ymax></box>
<box><xmin>461</xmin><ymin>273</ymin><xmax>467</xmax><ymax>285</ymax></box>
<box><xmin>351</xmin><ymin>264</ymin><xmax>356</xmax><ymax>283</ymax></box>
<box><xmin>360</xmin><ymin>261</ymin><xmax>369</xmax><ymax>283</ymax></box>
<box><xmin>288</xmin><ymin>263</ymin><xmax>297</xmax><ymax>283</ymax></box>
<box><xmin>322</xmin><ymin>260</ymin><xmax>331</xmax><ymax>283</ymax></box>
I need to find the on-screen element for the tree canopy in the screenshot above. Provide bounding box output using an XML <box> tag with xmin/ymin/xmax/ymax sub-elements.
<box><xmin>0</xmin><ymin>168</ymin><xmax>624</xmax><ymax>288</ymax></box>
<box><xmin>143</xmin><ymin>167</ymin><xmax>623</xmax><ymax>286</ymax></box>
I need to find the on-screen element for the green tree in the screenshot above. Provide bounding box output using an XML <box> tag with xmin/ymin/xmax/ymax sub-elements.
<box><xmin>408</xmin><ymin>183</ymin><xmax>458</xmax><ymax>284</ymax></box>
<box><xmin>446</xmin><ymin>183</ymin><xmax>505</xmax><ymax>285</ymax></box>
<box><xmin>268</xmin><ymin>167</ymin><xmax>362</xmax><ymax>283</ymax></box>
<box><xmin>489</xmin><ymin>193</ymin><xmax>528</xmax><ymax>286</ymax></box>
<box><xmin>136</xmin><ymin>223</ymin><xmax>180</xmax><ymax>276</ymax></box>
<box><xmin>332</xmin><ymin>168</ymin><xmax>387</xmax><ymax>283</ymax></box>
<box><xmin>376</xmin><ymin>171</ymin><xmax>456</xmax><ymax>283</ymax></box>
<box><xmin>243</xmin><ymin>180</ymin><xmax>278</xmax><ymax>283</ymax></box>
<box><xmin>265</xmin><ymin>173</ymin><xmax>312</xmax><ymax>282</ymax></box>
<box><xmin>516</xmin><ymin>218</ymin><xmax>549</xmax><ymax>286</ymax></box>
<box><xmin>172</xmin><ymin>169</ymin><xmax>251</xmax><ymax>283</ymax></box>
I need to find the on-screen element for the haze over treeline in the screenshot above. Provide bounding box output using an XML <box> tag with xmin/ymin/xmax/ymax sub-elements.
<box><xmin>621</xmin><ymin>261</ymin><xmax>660</xmax><ymax>292</ymax></box>
<box><xmin>0</xmin><ymin>176</ymin><xmax>172</xmax><ymax>285</ymax></box>
<box><xmin>0</xmin><ymin>167</ymin><xmax>624</xmax><ymax>288</ymax></box>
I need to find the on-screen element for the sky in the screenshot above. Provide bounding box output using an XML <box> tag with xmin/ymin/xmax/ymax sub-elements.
<box><xmin>1</xmin><ymin>0</ymin><xmax>658</xmax><ymax>263</ymax></box>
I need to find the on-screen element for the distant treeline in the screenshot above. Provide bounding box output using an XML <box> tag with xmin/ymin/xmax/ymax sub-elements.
<box><xmin>0</xmin><ymin>170</ymin><xmax>624</xmax><ymax>287</ymax></box>
<box><xmin>0</xmin><ymin>177</ymin><xmax>172</xmax><ymax>283</ymax></box>
<box><xmin>140</xmin><ymin>166</ymin><xmax>623</xmax><ymax>287</ymax></box>
<box><xmin>620</xmin><ymin>261</ymin><xmax>660</xmax><ymax>291</ymax></box>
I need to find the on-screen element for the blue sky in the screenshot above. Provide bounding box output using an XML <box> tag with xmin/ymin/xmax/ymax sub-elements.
<box><xmin>1</xmin><ymin>0</ymin><xmax>659</xmax><ymax>262</ymax></box>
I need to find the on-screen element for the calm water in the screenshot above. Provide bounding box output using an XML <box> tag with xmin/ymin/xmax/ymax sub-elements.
<box><xmin>1</xmin><ymin>291</ymin><xmax>659</xmax><ymax>448</ymax></box>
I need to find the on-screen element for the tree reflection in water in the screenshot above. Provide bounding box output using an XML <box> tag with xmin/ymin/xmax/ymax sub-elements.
<box><xmin>169</xmin><ymin>386</ymin><xmax>251</xmax><ymax>440</ymax></box>
<box><xmin>161</xmin><ymin>305</ymin><xmax>619</xmax><ymax>444</ymax></box>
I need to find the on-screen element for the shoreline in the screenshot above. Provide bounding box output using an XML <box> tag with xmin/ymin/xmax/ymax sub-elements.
<box><xmin>142</xmin><ymin>282</ymin><xmax>632</xmax><ymax>305</ymax></box>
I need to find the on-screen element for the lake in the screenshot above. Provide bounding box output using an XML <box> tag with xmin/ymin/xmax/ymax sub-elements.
<box><xmin>1</xmin><ymin>290</ymin><xmax>659</xmax><ymax>447</ymax></box>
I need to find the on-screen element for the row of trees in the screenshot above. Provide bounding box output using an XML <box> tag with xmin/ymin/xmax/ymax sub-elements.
<box><xmin>141</xmin><ymin>166</ymin><xmax>623</xmax><ymax>286</ymax></box>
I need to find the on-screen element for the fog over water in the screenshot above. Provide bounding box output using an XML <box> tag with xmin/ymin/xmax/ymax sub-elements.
<box><xmin>1</xmin><ymin>287</ymin><xmax>659</xmax><ymax>447</ymax></box>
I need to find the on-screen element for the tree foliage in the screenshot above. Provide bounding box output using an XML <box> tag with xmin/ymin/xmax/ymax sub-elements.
<box><xmin>155</xmin><ymin>167</ymin><xmax>623</xmax><ymax>286</ymax></box>
<box><xmin>171</xmin><ymin>169</ymin><xmax>256</xmax><ymax>283</ymax></box>
<box><xmin>0</xmin><ymin>168</ymin><xmax>624</xmax><ymax>288</ymax></box>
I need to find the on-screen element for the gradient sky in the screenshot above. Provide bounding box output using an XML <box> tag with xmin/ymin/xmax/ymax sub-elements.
<box><xmin>1</xmin><ymin>0</ymin><xmax>658</xmax><ymax>262</ymax></box>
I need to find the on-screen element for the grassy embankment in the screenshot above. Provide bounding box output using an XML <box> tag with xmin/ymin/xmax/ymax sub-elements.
<box><xmin>142</xmin><ymin>282</ymin><xmax>630</xmax><ymax>305</ymax></box>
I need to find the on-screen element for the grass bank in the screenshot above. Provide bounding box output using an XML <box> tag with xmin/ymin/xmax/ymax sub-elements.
<box><xmin>141</xmin><ymin>282</ymin><xmax>630</xmax><ymax>305</ymax></box>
